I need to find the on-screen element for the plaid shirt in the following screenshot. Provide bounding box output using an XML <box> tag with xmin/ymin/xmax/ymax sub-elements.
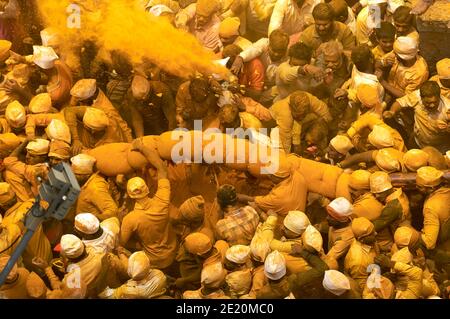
<box><xmin>215</xmin><ymin>206</ymin><xmax>260</xmax><ymax>246</ymax></box>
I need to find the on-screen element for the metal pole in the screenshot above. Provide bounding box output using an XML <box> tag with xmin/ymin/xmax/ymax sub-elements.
<box><xmin>0</xmin><ymin>229</ymin><xmax>37</xmax><ymax>287</ymax></box>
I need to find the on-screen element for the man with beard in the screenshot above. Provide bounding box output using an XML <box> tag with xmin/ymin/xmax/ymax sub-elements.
<box><xmin>298</xmin><ymin>3</ymin><xmax>356</xmax><ymax>56</ymax></box>
<box><xmin>230</xmin><ymin>29</ymin><xmax>290</xmax><ymax>105</ymax></box>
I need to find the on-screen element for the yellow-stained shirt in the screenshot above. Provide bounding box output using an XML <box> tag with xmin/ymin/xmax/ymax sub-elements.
<box><xmin>344</xmin><ymin>240</ymin><xmax>377</xmax><ymax>290</ymax></box>
<box><xmin>120</xmin><ymin>179</ymin><xmax>177</xmax><ymax>269</ymax></box>
<box><xmin>269</xmin><ymin>94</ymin><xmax>331</xmax><ymax>153</ymax></box>
<box><xmin>76</xmin><ymin>173</ymin><xmax>119</xmax><ymax>221</ymax></box>
<box><xmin>421</xmin><ymin>187</ymin><xmax>450</xmax><ymax>250</ymax></box>
<box><xmin>388</xmin><ymin>56</ymin><xmax>429</xmax><ymax>95</ymax></box>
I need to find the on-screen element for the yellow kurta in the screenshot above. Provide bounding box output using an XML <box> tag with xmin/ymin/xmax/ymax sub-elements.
<box><xmin>421</xmin><ymin>187</ymin><xmax>450</xmax><ymax>250</ymax></box>
<box><xmin>347</xmin><ymin>113</ymin><xmax>406</xmax><ymax>152</ymax></box>
<box><xmin>255</xmin><ymin>170</ymin><xmax>307</xmax><ymax>216</ymax></box>
<box><xmin>392</xmin><ymin>262</ymin><xmax>423</xmax><ymax>299</ymax></box>
<box><xmin>2</xmin><ymin>200</ymin><xmax>53</xmax><ymax>266</ymax></box>
<box><xmin>270</xmin><ymin>94</ymin><xmax>332</xmax><ymax>153</ymax></box>
<box><xmin>76</xmin><ymin>173</ymin><xmax>119</xmax><ymax>221</ymax></box>
<box><xmin>344</xmin><ymin>240</ymin><xmax>377</xmax><ymax>290</ymax></box>
<box><xmin>352</xmin><ymin>193</ymin><xmax>384</xmax><ymax>221</ymax></box>
<box><xmin>327</xmin><ymin>225</ymin><xmax>354</xmax><ymax>262</ymax></box>
<box><xmin>388</xmin><ymin>56</ymin><xmax>429</xmax><ymax>95</ymax></box>
<box><xmin>63</xmin><ymin>249</ymin><xmax>110</xmax><ymax>298</ymax></box>
<box><xmin>2</xmin><ymin>157</ymin><xmax>47</xmax><ymax>202</ymax></box>
<box><xmin>120</xmin><ymin>179</ymin><xmax>177</xmax><ymax>269</ymax></box>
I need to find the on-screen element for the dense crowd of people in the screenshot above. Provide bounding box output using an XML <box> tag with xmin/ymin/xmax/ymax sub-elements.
<box><xmin>0</xmin><ymin>0</ymin><xmax>449</xmax><ymax>299</ymax></box>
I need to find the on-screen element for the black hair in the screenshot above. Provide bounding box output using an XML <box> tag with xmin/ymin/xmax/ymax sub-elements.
<box><xmin>288</xmin><ymin>43</ymin><xmax>313</xmax><ymax>61</ymax></box>
<box><xmin>351</xmin><ymin>44</ymin><xmax>374</xmax><ymax>71</ymax></box>
<box><xmin>420</xmin><ymin>81</ymin><xmax>440</xmax><ymax>98</ymax></box>
<box><xmin>312</xmin><ymin>3</ymin><xmax>335</xmax><ymax>21</ymax></box>
<box><xmin>375</xmin><ymin>21</ymin><xmax>396</xmax><ymax>40</ymax></box>
<box><xmin>393</xmin><ymin>6</ymin><xmax>414</xmax><ymax>24</ymax></box>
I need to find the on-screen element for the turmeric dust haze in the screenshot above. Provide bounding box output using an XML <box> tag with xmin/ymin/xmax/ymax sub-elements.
<box><xmin>37</xmin><ymin>0</ymin><xmax>229</xmax><ymax>79</ymax></box>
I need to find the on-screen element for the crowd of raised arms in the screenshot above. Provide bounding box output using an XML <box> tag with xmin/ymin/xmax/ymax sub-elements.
<box><xmin>0</xmin><ymin>0</ymin><xmax>449</xmax><ymax>299</ymax></box>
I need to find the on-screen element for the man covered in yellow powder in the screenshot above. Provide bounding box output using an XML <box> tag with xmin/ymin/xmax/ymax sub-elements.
<box><xmin>175</xmin><ymin>0</ymin><xmax>222</xmax><ymax>53</ymax></box>
<box><xmin>65</xmin><ymin>78</ymin><xmax>132</xmax><ymax>154</ymax></box>
<box><xmin>415</xmin><ymin>167</ymin><xmax>450</xmax><ymax>252</ymax></box>
<box><xmin>175</xmin><ymin>76</ymin><xmax>219</xmax><ymax>129</ymax></box>
<box><xmin>369</xmin><ymin>171</ymin><xmax>411</xmax><ymax>252</ymax></box>
<box><xmin>0</xmin><ymin>182</ymin><xmax>52</xmax><ymax>269</ymax></box>
<box><xmin>1</xmin><ymin>100</ymin><xmax>26</xmax><ymax>135</ymax></box>
<box><xmin>71</xmin><ymin>153</ymin><xmax>119</xmax><ymax>222</ymax></box>
<box><xmin>430</xmin><ymin>58</ymin><xmax>449</xmax><ymax>99</ymax></box>
<box><xmin>2</xmin><ymin>138</ymin><xmax>49</xmax><ymax>202</ymax></box>
<box><xmin>0</xmin><ymin>194</ymin><xmax>21</xmax><ymax>256</ymax></box>
<box><xmin>127</xmin><ymin>74</ymin><xmax>177</xmax><ymax>136</ymax></box>
<box><xmin>120</xmin><ymin>139</ymin><xmax>177</xmax><ymax>272</ymax></box>
<box><xmin>380</xmin><ymin>37</ymin><xmax>429</xmax><ymax>99</ymax></box>
<box><xmin>218</xmin><ymin>17</ymin><xmax>252</xmax><ymax>51</ymax></box>
<box><xmin>236</xmin><ymin>157</ymin><xmax>308</xmax><ymax>217</ymax></box>
<box><xmin>99</xmin><ymin>251</ymin><xmax>168</xmax><ymax>299</ymax></box>
<box><xmin>270</xmin><ymin>90</ymin><xmax>332</xmax><ymax>154</ymax></box>
<box><xmin>325</xmin><ymin>197</ymin><xmax>355</xmax><ymax>265</ymax></box>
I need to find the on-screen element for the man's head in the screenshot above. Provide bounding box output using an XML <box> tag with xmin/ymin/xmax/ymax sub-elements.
<box><xmin>5</xmin><ymin>101</ymin><xmax>26</xmax><ymax>130</ymax></box>
<box><xmin>348</xmin><ymin>170</ymin><xmax>371</xmax><ymax>201</ymax></box>
<box><xmin>225</xmin><ymin>245</ymin><xmax>251</xmax><ymax>270</ymax></box>
<box><xmin>70</xmin><ymin>79</ymin><xmax>98</xmax><ymax>105</ymax></box>
<box><xmin>131</xmin><ymin>75</ymin><xmax>151</xmax><ymax>101</ymax></box>
<box><xmin>74</xmin><ymin>213</ymin><xmax>101</xmax><ymax>237</ymax></box>
<box><xmin>328</xmin><ymin>0</ymin><xmax>348</xmax><ymax>24</ymax></box>
<box><xmin>127</xmin><ymin>177</ymin><xmax>150</xmax><ymax>200</ymax></box>
<box><xmin>327</xmin><ymin>135</ymin><xmax>353</xmax><ymax>162</ymax></box>
<box><xmin>176</xmin><ymin>195</ymin><xmax>205</xmax><ymax>226</ymax></box>
<box><xmin>393</xmin><ymin>6</ymin><xmax>414</xmax><ymax>37</ymax></box>
<box><xmin>318</xmin><ymin>40</ymin><xmax>343</xmax><ymax>72</ymax></box>
<box><xmin>195</xmin><ymin>0</ymin><xmax>219</xmax><ymax>27</ymax></box>
<box><xmin>394</xmin><ymin>226</ymin><xmax>420</xmax><ymax>251</ymax></box>
<box><xmin>82</xmin><ymin>107</ymin><xmax>109</xmax><ymax>135</ymax></box>
<box><xmin>0</xmin><ymin>182</ymin><xmax>17</xmax><ymax>211</ymax></box>
<box><xmin>351</xmin><ymin>45</ymin><xmax>374</xmax><ymax>73</ymax></box>
<box><xmin>48</xmin><ymin>140</ymin><xmax>71</xmax><ymax>166</ymax></box>
<box><xmin>217</xmin><ymin>184</ymin><xmax>237</xmax><ymax>209</ymax></box>
<box><xmin>375</xmin><ymin>22</ymin><xmax>396</xmax><ymax>53</ymax></box>
<box><xmin>26</xmin><ymin>139</ymin><xmax>49</xmax><ymax>165</ymax></box>
<box><xmin>60</xmin><ymin>234</ymin><xmax>85</xmax><ymax>260</ymax></box>
<box><xmin>312</xmin><ymin>3</ymin><xmax>335</xmax><ymax>38</ymax></box>
<box><xmin>393</xmin><ymin>36</ymin><xmax>418</xmax><ymax>64</ymax></box>
<box><xmin>369</xmin><ymin>171</ymin><xmax>393</xmax><ymax>203</ymax></box>
<box><xmin>71</xmin><ymin>154</ymin><xmax>96</xmax><ymax>185</ymax></box>
<box><xmin>352</xmin><ymin>217</ymin><xmax>376</xmax><ymax>245</ymax></box>
<box><xmin>289</xmin><ymin>91</ymin><xmax>310</xmax><ymax>121</ymax></box>
<box><xmin>436</xmin><ymin>58</ymin><xmax>450</xmax><ymax>88</ymax></box>
<box><xmin>326</xmin><ymin>197</ymin><xmax>353</xmax><ymax>227</ymax></box>
<box><xmin>222</xmin><ymin>44</ymin><xmax>243</xmax><ymax>69</ymax></box>
<box><xmin>268</xmin><ymin>29</ymin><xmax>289</xmax><ymax>62</ymax></box>
<box><xmin>184</xmin><ymin>232</ymin><xmax>213</xmax><ymax>258</ymax></box>
<box><xmin>283</xmin><ymin>210</ymin><xmax>310</xmax><ymax>239</ymax></box>
<box><xmin>288</xmin><ymin>43</ymin><xmax>312</xmax><ymax>67</ymax></box>
<box><xmin>189</xmin><ymin>77</ymin><xmax>210</xmax><ymax>103</ymax></box>
<box><xmin>416</xmin><ymin>166</ymin><xmax>443</xmax><ymax>195</ymax></box>
<box><xmin>420</xmin><ymin>81</ymin><xmax>441</xmax><ymax>112</ymax></box>
<box><xmin>219</xmin><ymin>17</ymin><xmax>241</xmax><ymax>46</ymax></box>
<box><xmin>219</xmin><ymin>104</ymin><xmax>240</xmax><ymax>131</ymax></box>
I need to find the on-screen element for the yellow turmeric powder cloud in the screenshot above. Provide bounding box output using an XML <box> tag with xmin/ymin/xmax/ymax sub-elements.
<box><xmin>37</xmin><ymin>0</ymin><xmax>229</xmax><ymax>79</ymax></box>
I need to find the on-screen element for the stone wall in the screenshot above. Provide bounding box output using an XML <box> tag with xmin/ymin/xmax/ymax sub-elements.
<box><xmin>415</xmin><ymin>0</ymin><xmax>450</xmax><ymax>75</ymax></box>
